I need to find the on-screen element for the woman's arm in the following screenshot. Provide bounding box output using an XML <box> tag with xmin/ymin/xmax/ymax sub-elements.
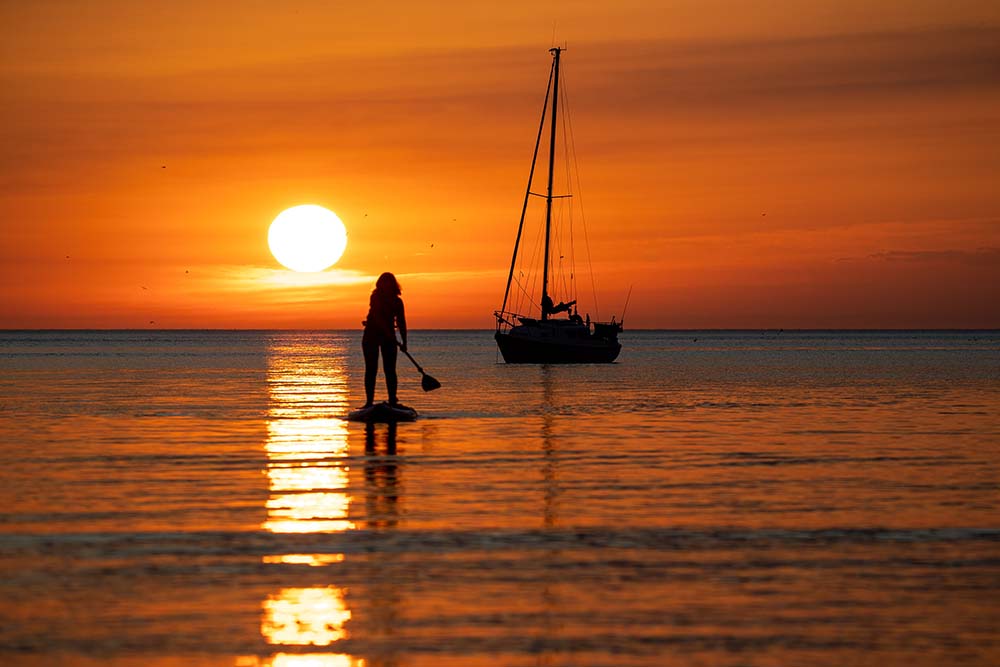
<box><xmin>396</xmin><ymin>298</ymin><xmax>408</xmax><ymax>351</ymax></box>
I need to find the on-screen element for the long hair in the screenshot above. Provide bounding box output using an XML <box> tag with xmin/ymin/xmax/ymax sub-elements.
<box><xmin>373</xmin><ymin>272</ymin><xmax>401</xmax><ymax>297</ymax></box>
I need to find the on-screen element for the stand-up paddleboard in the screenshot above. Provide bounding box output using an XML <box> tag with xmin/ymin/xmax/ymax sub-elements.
<box><xmin>348</xmin><ymin>401</ymin><xmax>418</xmax><ymax>423</ymax></box>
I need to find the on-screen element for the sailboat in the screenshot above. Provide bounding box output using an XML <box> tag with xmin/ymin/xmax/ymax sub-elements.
<box><xmin>494</xmin><ymin>47</ymin><xmax>623</xmax><ymax>364</ymax></box>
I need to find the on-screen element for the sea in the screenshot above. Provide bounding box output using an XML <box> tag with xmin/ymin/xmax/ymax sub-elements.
<box><xmin>0</xmin><ymin>330</ymin><xmax>997</xmax><ymax>667</ymax></box>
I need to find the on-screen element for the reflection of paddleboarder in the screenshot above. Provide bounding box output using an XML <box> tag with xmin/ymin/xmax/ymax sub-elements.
<box><xmin>362</xmin><ymin>272</ymin><xmax>407</xmax><ymax>408</ymax></box>
<box><xmin>364</xmin><ymin>422</ymin><xmax>399</xmax><ymax>529</ymax></box>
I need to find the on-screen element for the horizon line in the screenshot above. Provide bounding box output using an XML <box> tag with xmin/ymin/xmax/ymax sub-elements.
<box><xmin>2</xmin><ymin>328</ymin><xmax>998</xmax><ymax>333</ymax></box>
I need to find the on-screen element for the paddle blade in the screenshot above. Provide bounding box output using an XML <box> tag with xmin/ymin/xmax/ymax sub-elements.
<box><xmin>421</xmin><ymin>373</ymin><xmax>441</xmax><ymax>392</ymax></box>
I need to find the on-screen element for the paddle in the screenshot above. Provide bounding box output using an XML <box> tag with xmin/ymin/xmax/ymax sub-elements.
<box><xmin>398</xmin><ymin>343</ymin><xmax>442</xmax><ymax>391</ymax></box>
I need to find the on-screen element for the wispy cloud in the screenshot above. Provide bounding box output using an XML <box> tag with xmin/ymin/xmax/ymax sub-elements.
<box><xmin>578</xmin><ymin>26</ymin><xmax>1000</xmax><ymax>117</ymax></box>
<box><xmin>7</xmin><ymin>24</ymin><xmax>997</xmax><ymax>176</ymax></box>
<box><xmin>398</xmin><ymin>268</ymin><xmax>502</xmax><ymax>282</ymax></box>
<box><xmin>867</xmin><ymin>248</ymin><xmax>1000</xmax><ymax>266</ymax></box>
<box><xmin>191</xmin><ymin>265</ymin><xmax>376</xmax><ymax>304</ymax></box>
<box><xmin>836</xmin><ymin>246</ymin><xmax>1000</xmax><ymax>266</ymax></box>
<box><xmin>184</xmin><ymin>265</ymin><xmax>506</xmax><ymax>303</ymax></box>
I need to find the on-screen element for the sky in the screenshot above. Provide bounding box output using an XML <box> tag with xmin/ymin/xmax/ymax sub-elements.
<box><xmin>1</xmin><ymin>0</ymin><xmax>998</xmax><ymax>329</ymax></box>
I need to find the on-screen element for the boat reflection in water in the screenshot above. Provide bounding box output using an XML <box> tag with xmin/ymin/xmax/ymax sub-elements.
<box><xmin>256</xmin><ymin>335</ymin><xmax>362</xmax><ymax>667</ymax></box>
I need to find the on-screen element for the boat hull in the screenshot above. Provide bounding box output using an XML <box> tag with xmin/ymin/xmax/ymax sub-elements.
<box><xmin>495</xmin><ymin>329</ymin><xmax>621</xmax><ymax>364</ymax></box>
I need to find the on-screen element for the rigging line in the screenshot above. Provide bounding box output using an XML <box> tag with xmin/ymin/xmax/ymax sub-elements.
<box><xmin>558</xmin><ymin>202</ymin><xmax>572</xmax><ymax>299</ymax></box>
<box><xmin>532</xmin><ymin>210</ymin><xmax>546</xmax><ymax>316</ymax></box>
<box><xmin>562</xmin><ymin>73</ymin><xmax>600</xmax><ymax>321</ymax></box>
<box><xmin>562</xmin><ymin>72</ymin><xmax>594</xmax><ymax>315</ymax></box>
<box><xmin>560</xmin><ymin>202</ymin><xmax>573</xmax><ymax>299</ymax></box>
<box><xmin>519</xmin><ymin>205</ymin><xmax>546</xmax><ymax>317</ymax></box>
<box><xmin>513</xmin><ymin>270</ymin><xmax>538</xmax><ymax>307</ymax></box>
<box><xmin>514</xmin><ymin>183</ymin><xmax>547</xmax><ymax>315</ymax></box>
<box><xmin>556</xmin><ymin>208</ymin><xmax>564</xmax><ymax>299</ymax></box>
<box><xmin>621</xmin><ymin>284</ymin><xmax>634</xmax><ymax>324</ymax></box>
<box><xmin>500</xmin><ymin>60</ymin><xmax>554</xmax><ymax>317</ymax></box>
<box><xmin>550</xmin><ymin>200</ymin><xmax>559</xmax><ymax>294</ymax></box>
<box><xmin>513</xmin><ymin>108</ymin><xmax>549</xmax><ymax>319</ymax></box>
<box><xmin>507</xmin><ymin>257</ymin><xmax>537</xmax><ymax>315</ymax></box>
<box><xmin>515</xmin><ymin>111</ymin><xmax>550</xmax><ymax>318</ymax></box>
<box><xmin>559</xmin><ymin>78</ymin><xmax>576</xmax><ymax>302</ymax></box>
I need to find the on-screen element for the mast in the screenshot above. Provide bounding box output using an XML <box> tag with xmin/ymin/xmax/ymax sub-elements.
<box><xmin>541</xmin><ymin>47</ymin><xmax>561</xmax><ymax>322</ymax></box>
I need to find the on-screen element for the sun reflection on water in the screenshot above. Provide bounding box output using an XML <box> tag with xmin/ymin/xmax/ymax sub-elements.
<box><xmin>269</xmin><ymin>656</ymin><xmax>362</xmax><ymax>667</ymax></box>
<box><xmin>262</xmin><ymin>586</ymin><xmax>352</xmax><ymax>646</ymax></box>
<box><xmin>262</xmin><ymin>554</ymin><xmax>345</xmax><ymax>567</ymax></box>
<box><xmin>260</xmin><ymin>336</ymin><xmax>358</xmax><ymax>664</ymax></box>
<box><xmin>264</xmin><ymin>342</ymin><xmax>354</xmax><ymax>534</ymax></box>
<box><xmin>237</xmin><ymin>652</ymin><xmax>364</xmax><ymax>667</ymax></box>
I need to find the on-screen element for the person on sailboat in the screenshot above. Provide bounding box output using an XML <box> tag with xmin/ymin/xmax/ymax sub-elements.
<box><xmin>362</xmin><ymin>272</ymin><xmax>408</xmax><ymax>408</ymax></box>
<box><xmin>542</xmin><ymin>295</ymin><xmax>576</xmax><ymax>317</ymax></box>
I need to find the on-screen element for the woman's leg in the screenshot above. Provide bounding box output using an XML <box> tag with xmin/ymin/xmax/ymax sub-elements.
<box><xmin>362</xmin><ymin>337</ymin><xmax>380</xmax><ymax>406</ymax></box>
<box><xmin>381</xmin><ymin>340</ymin><xmax>398</xmax><ymax>404</ymax></box>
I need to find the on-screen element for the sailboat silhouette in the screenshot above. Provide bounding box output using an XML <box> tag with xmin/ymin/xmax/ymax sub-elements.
<box><xmin>494</xmin><ymin>48</ymin><xmax>623</xmax><ymax>363</ymax></box>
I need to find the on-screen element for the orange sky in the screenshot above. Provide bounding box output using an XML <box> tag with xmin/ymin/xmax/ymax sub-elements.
<box><xmin>2</xmin><ymin>1</ymin><xmax>998</xmax><ymax>328</ymax></box>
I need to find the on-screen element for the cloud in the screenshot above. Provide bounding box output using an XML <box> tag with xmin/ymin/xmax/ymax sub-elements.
<box><xmin>590</xmin><ymin>26</ymin><xmax>1000</xmax><ymax>111</ymax></box>
<box><xmin>397</xmin><ymin>268</ymin><xmax>502</xmax><ymax>282</ymax></box>
<box><xmin>866</xmin><ymin>247</ymin><xmax>1000</xmax><ymax>267</ymax></box>
<box><xmin>193</xmin><ymin>265</ymin><xmax>376</xmax><ymax>305</ymax></box>
<box><xmin>6</xmin><ymin>24</ymin><xmax>997</xmax><ymax>176</ymax></box>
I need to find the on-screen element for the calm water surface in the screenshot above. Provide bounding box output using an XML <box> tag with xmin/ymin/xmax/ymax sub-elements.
<box><xmin>0</xmin><ymin>330</ymin><xmax>998</xmax><ymax>666</ymax></box>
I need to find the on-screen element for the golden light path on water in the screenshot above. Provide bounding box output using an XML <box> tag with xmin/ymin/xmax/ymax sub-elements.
<box><xmin>250</xmin><ymin>337</ymin><xmax>362</xmax><ymax>667</ymax></box>
<box><xmin>262</xmin><ymin>586</ymin><xmax>353</xmax><ymax>645</ymax></box>
<box><xmin>236</xmin><ymin>654</ymin><xmax>359</xmax><ymax>667</ymax></box>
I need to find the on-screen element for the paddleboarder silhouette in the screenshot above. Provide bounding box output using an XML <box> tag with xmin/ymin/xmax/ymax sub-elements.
<box><xmin>362</xmin><ymin>272</ymin><xmax>407</xmax><ymax>408</ymax></box>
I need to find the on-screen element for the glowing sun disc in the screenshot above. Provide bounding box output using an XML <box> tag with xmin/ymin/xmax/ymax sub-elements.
<box><xmin>268</xmin><ymin>205</ymin><xmax>348</xmax><ymax>272</ymax></box>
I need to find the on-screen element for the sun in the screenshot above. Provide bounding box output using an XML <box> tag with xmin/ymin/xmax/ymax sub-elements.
<box><xmin>268</xmin><ymin>205</ymin><xmax>348</xmax><ymax>272</ymax></box>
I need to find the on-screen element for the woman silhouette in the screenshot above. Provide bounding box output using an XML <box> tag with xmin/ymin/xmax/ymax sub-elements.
<box><xmin>362</xmin><ymin>272</ymin><xmax>407</xmax><ymax>408</ymax></box>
